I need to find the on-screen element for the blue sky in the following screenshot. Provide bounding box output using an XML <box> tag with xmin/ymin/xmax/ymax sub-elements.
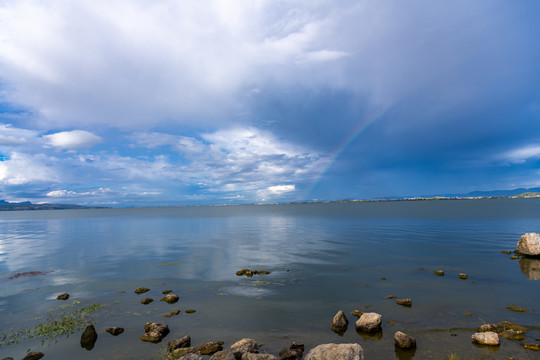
<box><xmin>1</xmin><ymin>0</ymin><xmax>540</xmax><ymax>207</ymax></box>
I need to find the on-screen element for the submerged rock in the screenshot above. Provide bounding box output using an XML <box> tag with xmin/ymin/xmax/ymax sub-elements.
<box><xmin>163</xmin><ymin>289</ymin><xmax>173</xmax><ymax>294</ymax></box>
<box><xmin>331</xmin><ymin>310</ymin><xmax>349</xmax><ymax>334</ymax></box>
<box><xmin>185</xmin><ymin>309</ymin><xmax>196</xmax><ymax>313</ymax></box>
<box><xmin>141</xmin><ymin>297</ymin><xmax>154</xmax><ymax>305</ymax></box>
<box><xmin>140</xmin><ymin>322</ymin><xmax>170</xmax><ymax>343</ymax></box>
<box><xmin>394</xmin><ymin>331</ymin><xmax>416</xmax><ymax>349</ymax></box>
<box><xmin>9</xmin><ymin>271</ymin><xmax>51</xmax><ymax>280</ymax></box>
<box><xmin>396</xmin><ymin>298</ymin><xmax>412</xmax><ymax>307</ymax></box>
<box><xmin>497</xmin><ymin>321</ymin><xmax>528</xmax><ymax>333</ymax></box>
<box><xmin>501</xmin><ymin>250</ymin><xmax>512</xmax><ymax>255</ymax></box>
<box><xmin>351</xmin><ymin>310</ymin><xmax>364</xmax><ymax>317</ymax></box>
<box><xmin>304</xmin><ymin>343</ymin><xmax>364</xmax><ymax>360</ymax></box>
<box><xmin>57</xmin><ymin>293</ymin><xmax>69</xmax><ymax>300</ymax></box>
<box><xmin>135</xmin><ymin>287</ymin><xmax>150</xmax><ymax>294</ymax></box>
<box><xmin>80</xmin><ymin>324</ymin><xmax>98</xmax><ymax>350</ymax></box>
<box><xmin>477</xmin><ymin>324</ymin><xmax>498</xmax><ymax>332</ymax></box>
<box><xmin>516</xmin><ymin>233</ymin><xmax>540</xmax><ymax>256</ymax></box>
<box><xmin>433</xmin><ymin>270</ymin><xmax>444</xmax><ymax>276</ymax></box>
<box><xmin>164</xmin><ymin>309</ymin><xmax>181</xmax><ymax>317</ymax></box>
<box><xmin>385</xmin><ymin>295</ymin><xmax>397</xmax><ymax>299</ymax></box>
<box><xmin>161</xmin><ymin>294</ymin><xmax>180</xmax><ymax>304</ymax></box>
<box><xmin>524</xmin><ymin>343</ymin><xmax>540</xmax><ymax>351</ymax></box>
<box><xmin>231</xmin><ymin>338</ymin><xmax>259</xmax><ymax>359</ymax></box>
<box><xmin>507</xmin><ymin>305</ymin><xmax>529</xmax><ymax>312</ymax></box>
<box><xmin>22</xmin><ymin>353</ymin><xmax>44</xmax><ymax>360</ymax></box>
<box><xmin>355</xmin><ymin>312</ymin><xmax>382</xmax><ymax>332</ymax></box>
<box><xmin>471</xmin><ymin>331</ymin><xmax>499</xmax><ymax>346</ymax></box>
<box><xmin>253</xmin><ymin>270</ymin><xmax>271</xmax><ymax>275</ymax></box>
<box><xmin>106</xmin><ymin>327</ymin><xmax>124</xmax><ymax>336</ymax></box>
<box><xmin>500</xmin><ymin>329</ymin><xmax>526</xmax><ymax>341</ymax></box>
<box><xmin>458</xmin><ymin>273</ymin><xmax>468</xmax><ymax>280</ymax></box>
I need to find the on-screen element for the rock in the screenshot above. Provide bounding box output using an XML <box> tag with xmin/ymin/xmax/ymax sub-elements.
<box><xmin>331</xmin><ymin>310</ymin><xmax>349</xmax><ymax>334</ymax></box>
<box><xmin>231</xmin><ymin>338</ymin><xmax>259</xmax><ymax>359</ymax></box>
<box><xmin>519</xmin><ymin>257</ymin><xmax>540</xmax><ymax>280</ymax></box>
<box><xmin>236</xmin><ymin>269</ymin><xmax>254</xmax><ymax>277</ymax></box>
<box><xmin>471</xmin><ymin>331</ymin><xmax>499</xmax><ymax>346</ymax></box>
<box><xmin>135</xmin><ymin>287</ymin><xmax>150</xmax><ymax>294</ymax></box>
<box><xmin>22</xmin><ymin>353</ymin><xmax>44</xmax><ymax>360</ymax></box>
<box><xmin>497</xmin><ymin>321</ymin><xmax>528</xmax><ymax>333</ymax></box>
<box><xmin>253</xmin><ymin>270</ymin><xmax>271</xmax><ymax>275</ymax></box>
<box><xmin>106</xmin><ymin>327</ymin><xmax>124</xmax><ymax>336</ymax></box>
<box><xmin>394</xmin><ymin>331</ymin><xmax>416</xmax><ymax>349</ymax></box>
<box><xmin>501</xmin><ymin>250</ymin><xmax>512</xmax><ymax>254</ymax></box>
<box><xmin>510</xmin><ymin>255</ymin><xmax>520</xmax><ymax>260</ymax></box>
<box><xmin>304</xmin><ymin>343</ymin><xmax>364</xmax><ymax>360</ymax></box>
<box><xmin>57</xmin><ymin>293</ymin><xmax>69</xmax><ymax>300</ymax></box>
<box><xmin>141</xmin><ymin>297</ymin><xmax>154</xmax><ymax>304</ymax></box>
<box><xmin>507</xmin><ymin>305</ymin><xmax>529</xmax><ymax>312</ymax></box>
<box><xmin>197</xmin><ymin>341</ymin><xmax>224</xmax><ymax>355</ymax></box>
<box><xmin>211</xmin><ymin>351</ymin><xmax>236</xmax><ymax>360</ymax></box>
<box><xmin>161</xmin><ymin>294</ymin><xmax>180</xmax><ymax>304</ymax></box>
<box><xmin>9</xmin><ymin>271</ymin><xmax>51</xmax><ymax>280</ymax></box>
<box><xmin>500</xmin><ymin>329</ymin><xmax>525</xmax><ymax>341</ymax></box>
<box><xmin>164</xmin><ymin>309</ymin><xmax>181</xmax><ymax>317</ymax></box>
<box><xmin>289</xmin><ymin>343</ymin><xmax>304</xmax><ymax>351</ymax></box>
<box><xmin>1</xmin><ymin>357</ymin><xmax>14</xmax><ymax>360</ymax></box>
<box><xmin>350</xmin><ymin>310</ymin><xmax>364</xmax><ymax>317</ymax></box>
<box><xmin>433</xmin><ymin>270</ymin><xmax>444</xmax><ymax>276</ymax></box>
<box><xmin>140</xmin><ymin>322</ymin><xmax>170</xmax><ymax>343</ymax></box>
<box><xmin>477</xmin><ymin>324</ymin><xmax>498</xmax><ymax>332</ymax></box>
<box><xmin>396</xmin><ymin>298</ymin><xmax>412</xmax><ymax>307</ymax></box>
<box><xmin>464</xmin><ymin>312</ymin><xmax>473</xmax><ymax>316</ymax></box>
<box><xmin>385</xmin><ymin>295</ymin><xmax>397</xmax><ymax>299</ymax></box>
<box><xmin>168</xmin><ymin>335</ymin><xmax>191</xmax><ymax>352</ymax></box>
<box><xmin>177</xmin><ymin>354</ymin><xmax>203</xmax><ymax>360</ymax></box>
<box><xmin>163</xmin><ymin>289</ymin><xmax>173</xmax><ymax>294</ymax></box>
<box><xmin>242</xmin><ymin>354</ymin><xmax>277</xmax><ymax>360</ymax></box>
<box><xmin>458</xmin><ymin>273</ymin><xmax>468</xmax><ymax>280</ymax></box>
<box><xmin>524</xmin><ymin>343</ymin><xmax>540</xmax><ymax>351</ymax></box>
<box><xmin>278</xmin><ymin>349</ymin><xmax>303</xmax><ymax>360</ymax></box>
<box><xmin>355</xmin><ymin>312</ymin><xmax>382</xmax><ymax>332</ymax></box>
<box><xmin>516</xmin><ymin>233</ymin><xmax>540</xmax><ymax>256</ymax></box>
<box><xmin>185</xmin><ymin>309</ymin><xmax>196</xmax><ymax>313</ymax></box>
<box><xmin>80</xmin><ymin>324</ymin><xmax>98</xmax><ymax>350</ymax></box>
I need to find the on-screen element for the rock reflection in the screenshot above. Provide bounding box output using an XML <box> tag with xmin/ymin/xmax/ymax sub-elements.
<box><xmin>395</xmin><ymin>346</ymin><xmax>416</xmax><ymax>360</ymax></box>
<box><xmin>518</xmin><ymin>256</ymin><xmax>540</xmax><ymax>280</ymax></box>
<box><xmin>356</xmin><ymin>329</ymin><xmax>383</xmax><ymax>341</ymax></box>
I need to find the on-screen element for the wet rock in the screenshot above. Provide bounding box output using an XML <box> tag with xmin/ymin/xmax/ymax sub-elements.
<box><xmin>331</xmin><ymin>310</ymin><xmax>349</xmax><ymax>334</ymax></box>
<box><xmin>9</xmin><ymin>271</ymin><xmax>51</xmax><ymax>280</ymax></box>
<box><xmin>385</xmin><ymin>295</ymin><xmax>397</xmax><ymax>299</ymax></box>
<box><xmin>168</xmin><ymin>335</ymin><xmax>191</xmax><ymax>352</ymax></box>
<box><xmin>106</xmin><ymin>327</ymin><xmax>124</xmax><ymax>336</ymax></box>
<box><xmin>355</xmin><ymin>312</ymin><xmax>382</xmax><ymax>332</ymax></box>
<box><xmin>516</xmin><ymin>233</ymin><xmax>540</xmax><ymax>256</ymax></box>
<box><xmin>278</xmin><ymin>348</ymin><xmax>303</xmax><ymax>360</ymax></box>
<box><xmin>501</xmin><ymin>250</ymin><xmax>512</xmax><ymax>254</ymax></box>
<box><xmin>497</xmin><ymin>321</ymin><xmax>528</xmax><ymax>333</ymax></box>
<box><xmin>22</xmin><ymin>353</ymin><xmax>44</xmax><ymax>360</ymax></box>
<box><xmin>57</xmin><ymin>293</ymin><xmax>69</xmax><ymax>300</ymax></box>
<box><xmin>471</xmin><ymin>331</ymin><xmax>499</xmax><ymax>346</ymax></box>
<box><xmin>253</xmin><ymin>270</ymin><xmax>271</xmax><ymax>275</ymax></box>
<box><xmin>351</xmin><ymin>310</ymin><xmax>364</xmax><ymax>317</ymax></box>
<box><xmin>524</xmin><ymin>343</ymin><xmax>540</xmax><ymax>351</ymax></box>
<box><xmin>477</xmin><ymin>324</ymin><xmax>498</xmax><ymax>332</ymax></box>
<box><xmin>231</xmin><ymin>338</ymin><xmax>259</xmax><ymax>359</ymax></box>
<box><xmin>185</xmin><ymin>309</ymin><xmax>196</xmax><ymax>313</ymax></box>
<box><xmin>236</xmin><ymin>269</ymin><xmax>254</xmax><ymax>277</ymax></box>
<box><xmin>433</xmin><ymin>270</ymin><xmax>444</xmax><ymax>276</ymax></box>
<box><xmin>500</xmin><ymin>329</ymin><xmax>525</xmax><ymax>341</ymax></box>
<box><xmin>1</xmin><ymin>357</ymin><xmax>14</xmax><ymax>360</ymax></box>
<box><xmin>141</xmin><ymin>297</ymin><xmax>153</xmax><ymax>304</ymax></box>
<box><xmin>161</xmin><ymin>294</ymin><xmax>180</xmax><ymax>304</ymax></box>
<box><xmin>464</xmin><ymin>312</ymin><xmax>473</xmax><ymax>316</ymax></box>
<box><xmin>507</xmin><ymin>305</ymin><xmax>529</xmax><ymax>312</ymax></box>
<box><xmin>140</xmin><ymin>322</ymin><xmax>170</xmax><ymax>343</ymax></box>
<box><xmin>210</xmin><ymin>351</ymin><xmax>236</xmax><ymax>360</ymax></box>
<box><xmin>510</xmin><ymin>255</ymin><xmax>520</xmax><ymax>260</ymax></box>
<box><xmin>135</xmin><ymin>287</ymin><xmax>150</xmax><ymax>294</ymax></box>
<box><xmin>242</xmin><ymin>354</ymin><xmax>276</xmax><ymax>360</ymax></box>
<box><xmin>163</xmin><ymin>289</ymin><xmax>173</xmax><ymax>294</ymax></box>
<box><xmin>80</xmin><ymin>324</ymin><xmax>98</xmax><ymax>350</ymax></box>
<box><xmin>458</xmin><ymin>273</ymin><xmax>468</xmax><ymax>280</ymax></box>
<box><xmin>394</xmin><ymin>331</ymin><xmax>416</xmax><ymax>349</ymax></box>
<box><xmin>177</xmin><ymin>354</ymin><xmax>203</xmax><ymax>360</ymax></box>
<box><xmin>519</xmin><ymin>257</ymin><xmax>540</xmax><ymax>280</ymax></box>
<box><xmin>289</xmin><ymin>342</ymin><xmax>304</xmax><ymax>352</ymax></box>
<box><xmin>304</xmin><ymin>343</ymin><xmax>364</xmax><ymax>360</ymax></box>
<box><xmin>396</xmin><ymin>298</ymin><xmax>412</xmax><ymax>307</ymax></box>
<box><xmin>197</xmin><ymin>341</ymin><xmax>224</xmax><ymax>355</ymax></box>
<box><xmin>164</xmin><ymin>309</ymin><xmax>181</xmax><ymax>317</ymax></box>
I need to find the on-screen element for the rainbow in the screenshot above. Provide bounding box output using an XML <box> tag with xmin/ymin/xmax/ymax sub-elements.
<box><xmin>302</xmin><ymin>103</ymin><xmax>397</xmax><ymax>200</ymax></box>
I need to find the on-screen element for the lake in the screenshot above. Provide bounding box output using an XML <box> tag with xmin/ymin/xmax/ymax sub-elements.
<box><xmin>1</xmin><ymin>199</ymin><xmax>539</xmax><ymax>359</ymax></box>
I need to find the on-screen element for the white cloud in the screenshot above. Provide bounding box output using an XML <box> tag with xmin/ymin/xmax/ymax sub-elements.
<box><xmin>0</xmin><ymin>123</ymin><xmax>38</xmax><ymax>146</ymax></box>
<box><xmin>500</xmin><ymin>145</ymin><xmax>540</xmax><ymax>164</ymax></box>
<box><xmin>46</xmin><ymin>187</ymin><xmax>113</xmax><ymax>197</ymax></box>
<box><xmin>0</xmin><ymin>152</ymin><xmax>60</xmax><ymax>185</ymax></box>
<box><xmin>43</xmin><ymin>130</ymin><xmax>102</xmax><ymax>150</ymax></box>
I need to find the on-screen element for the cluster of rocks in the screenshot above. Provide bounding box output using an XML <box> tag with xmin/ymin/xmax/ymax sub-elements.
<box><xmin>235</xmin><ymin>269</ymin><xmax>271</xmax><ymax>277</ymax></box>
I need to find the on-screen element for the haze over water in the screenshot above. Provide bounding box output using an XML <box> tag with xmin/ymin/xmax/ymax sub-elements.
<box><xmin>1</xmin><ymin>199</ymin><xmax>539</xmax><ymax>359</ymax></box>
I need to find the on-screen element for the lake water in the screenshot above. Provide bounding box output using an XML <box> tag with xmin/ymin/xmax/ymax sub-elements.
<box><xmin>1</xmin><ymin>199</ymin><xmax>539</xmax><ymax>359</ymax></box>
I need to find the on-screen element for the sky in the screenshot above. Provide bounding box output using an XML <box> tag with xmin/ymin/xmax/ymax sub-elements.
<box><xmin>1</xmin><ymin>0</ymin><xmax>540</xmax><ymax>207</ymax></box>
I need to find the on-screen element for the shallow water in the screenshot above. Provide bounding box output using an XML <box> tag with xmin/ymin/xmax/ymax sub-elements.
<box><xmin>1</xmin><ymin>199</ymin><xmax>539</xmax><ymax>359</ymax></box>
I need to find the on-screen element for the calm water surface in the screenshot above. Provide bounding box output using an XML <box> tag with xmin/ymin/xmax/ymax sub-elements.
<box><xmin>1</xmin><ymin>199</ymin><xmax>539</xmax><ymax>359</ymax></box>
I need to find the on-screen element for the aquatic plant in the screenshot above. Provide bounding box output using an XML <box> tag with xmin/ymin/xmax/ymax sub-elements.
<box><xmin>448</xmin><ymin>354</ymin><xmax>459</xmax><ymax>360</ymax></box>
<box><xmin>0</xmin><ymin>303</ymin><xmax>104</xmax><ymax>347</ymax></box>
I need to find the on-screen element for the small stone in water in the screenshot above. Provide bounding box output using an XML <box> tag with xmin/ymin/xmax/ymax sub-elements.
<box><xmin>433</xmin><ymin>270</ymin><xmax>444</xmax><ymax>276</ymax></box>
<box><xmin>162</xmin><ymin>289</ymin><xmax>173</xmax><ymax>294</ymax></box>
<box><xmin>135</xmin><ymin>287</ymin><xmax>150</xmax><ymax>294</ymax></box>
<box><xmin>507</xmin><ymin>305</ymin><xmax>529</xmax><ymax>312</ymax></box>
<box><xmin>141</xmin><ymin>298</ymin><xmax>153</xmax><ymax>305</ymax></box>
<box><xmin>185</xmin><ymin>309</ymin><xmax>196</xmax><ymax>313</ymax></box>
<box><xmin>386</xmin><ymin>295</ymin><xmax>397</xmax><ymax>299</ymax></box>
<box><xmin>57</xmin><ymin>293</ymin><xmax>69</xmax><ymax>300</ymax></box>
<box><xmin>396</xmin><ymin>298</ymin><xmax>412</xmax><ymax>307</ymax></box>
<box><xmin>465</xmin><ymin>312</ymin><xmax>473</xmax><ymax>316</ymax></box>
<box><xmin>510</xmin><ymin>255</ymin><xmax>520</xmax><ymax>260</ymax></box>
<box><xmin>501</xmin><ymin>250</ymin><xmax>512</xmax><ymax>254</ymax></box>
<box><xmin>164</xmin><ymin>309</ymin><xmax>180</xmax><ymax>317</ymax></box>
<box><xmin>458</xmin><ymin>273</ymin><xmax>468</xmax><ymax>280</ymax></box>
<box><xmin>524</xmin><ymin>343</ymin><xmax>540</xmax><ymax>351</ymax></box>
<box><xmin>106</xmin><ymin>327</ymin><xmax>124</xmax><ymax>336</ymax></box>
<box><xmin>351</xmin><ymin>310</ymin><xmax>364</xmax><ymax>317</ymax></box>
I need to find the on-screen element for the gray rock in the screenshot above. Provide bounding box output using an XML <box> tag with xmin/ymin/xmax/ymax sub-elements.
<box><xmin>105</xmin><ymin>327</ymin><xmax>124</xmax><ymax>336</ymax></box>
<box><xmin>80</xmin><ymin>324</ymin><xmax>98</xmax><ymax>350</ymax></box>
<box><xmin>471</xmin><ymin>331</ymin><xmax>499</xmax><ymax>346</ymax></box>
<box><xmin>477</xmin><ymin>324</ymin><xmax>498</xmax><ymax>332</ymax></box>
<box><xmin>210</xmin><ymin>350</ymin><xmax>236</xmax><ymax>360</ymax></box>
<box><xmin>168</xmin><ymin>335</ymin><xmax>191</xmax><ymax>352</ymax></box>
<box><xmin>355</xmin><ymin>312</ymin><xmax>382</xmax><ymax>332</ymax></box>
<box><xmin>331</xmin><ymin>310</ymin><xmax>349</xmax><ymax>333</ymax></box>
<box><xmin>396</xmin><ymin>298</ymin><xmax>412</xmax><ymax>307</ymax></box>
<box><xmin>304</xmin><ymin>343</ymin><xmax>364</xmax><ymax>360</ymax></box>
<box><xmin>516</xmin><ymin>233</ymin><xmax>540</xmax><ymax>256</ymax></box>
<box><xmin>161</xmin><ymin>294</ymin><xmax>180</xmax><ymax>304</ymax></box>
<box><xmin>140</xmin><ymin>322</ymin><xmax>170</xmax><ymax>343</ymax></box>
<box><xmin>242</xmin><ymin>354</ymin><xmax>277</xmax><ymax>360</ymax></box>
<box><xmin>177</xmin><ymin>354</ymin><xmax>203</xmax><ymax>360</ymax></box>
<box><xmin>394</xmin><ymin>331</ymin><xmax>416</xmax><ymax>349</ymax></box>
<box><xmin>22</xmin><ymin>353</ymin><xmax>44</xmax><ymax>360</ymax></box>
<box><xmin>231</xmin><ymin>338</ymin><xmax>259</xmax><ymax>359</ymax></box>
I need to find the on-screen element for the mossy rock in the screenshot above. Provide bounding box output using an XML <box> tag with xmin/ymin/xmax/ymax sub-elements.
<box><xmin>164</xmin><ymin>309</ymin><xmax>180</xmax><ymax>318</ymax></box>
<box><xmin>433</xmin><ymin>270</ymin><xmax>444</xmax><ymax>276</ymax></box>
<box><xmin>396</xmin><ymin>298</ymin><xmax>412</xmax><ymax>307</ymax></box>
<box><xmin>501</xmin><ymin>250</ymin><xmax>512</xmax><ymax>255</ymax></box>
<box><xmin>160</xmin><ymin>294</ymin><xmax>179</xmax><ymax>304</ymax></box>
<box><xmin>253</xmin><ymin>270</ymin><xmax>271</xmax><ymax>275</ymax></box>
<box><xmin>510</xmin><ymin>255</ymin><xmax>520</xmax><ymax>260</ymax></box>
<box><xmin>524</xmin><ymin>343</ymin><xmax>540</xmax><ymax>351</ymax></box>
<box><xmin>141</xmin><ymin>298</ymin><xmax>153</xmax><ymax>305</ymax></box>
<box><xmin>385</xmin><ymin>295</ymin><xmax>397</xmax><ymax>299</ymax></box>
<box><xmin>458</xmin><ymin>273</ymin><xmax>468</xmax><ymax>280</ymax></box>
<box><xmin>497</xmin><ymin>321</ymin><xmax>528</xmax><ymax>333</ymax></box>
<box><xmin>162</xmin><ymin>290</ymin><xmax>173</xmax><ymax>294</ymax></box>
<box><xmin>135</xmin><ymin>287</ymin><xmax>150</xmax><ymax>295</ymax></box>
<box><xmin>351</xmin><ymin>310</ymin><xmax>364</xmax><ymax>317</ymax></box>
<box><xmin>506</xmin><ymin>305</ymin><xmax>529</xmax><ymax>312</ymax></box>
<box><xmin>185</xmin><ymin>309</ymin><xmax>196</xmax><ymax>313</ymax></box>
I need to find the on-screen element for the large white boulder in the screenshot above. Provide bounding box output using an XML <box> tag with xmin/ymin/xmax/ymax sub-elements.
<box><xmin>304</xmin><ymin>343</ymin><xmax>364</xmax><ymax>360</ymax></box>
<box><xmin>516</xmin><ymin>233</ymin><xmax>540</xmax><ymax>256</ymax></box>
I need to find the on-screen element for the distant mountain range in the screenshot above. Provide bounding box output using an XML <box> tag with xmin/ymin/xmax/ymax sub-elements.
<box><xmin>434</xmin><ymin>187</ymin><xmax>540</xmax><ymax>199</ymax></box>
<box><xmin>0</xmin><ymin>200</ymin><xmax>103</xmax><ymax>211</ymax></box>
